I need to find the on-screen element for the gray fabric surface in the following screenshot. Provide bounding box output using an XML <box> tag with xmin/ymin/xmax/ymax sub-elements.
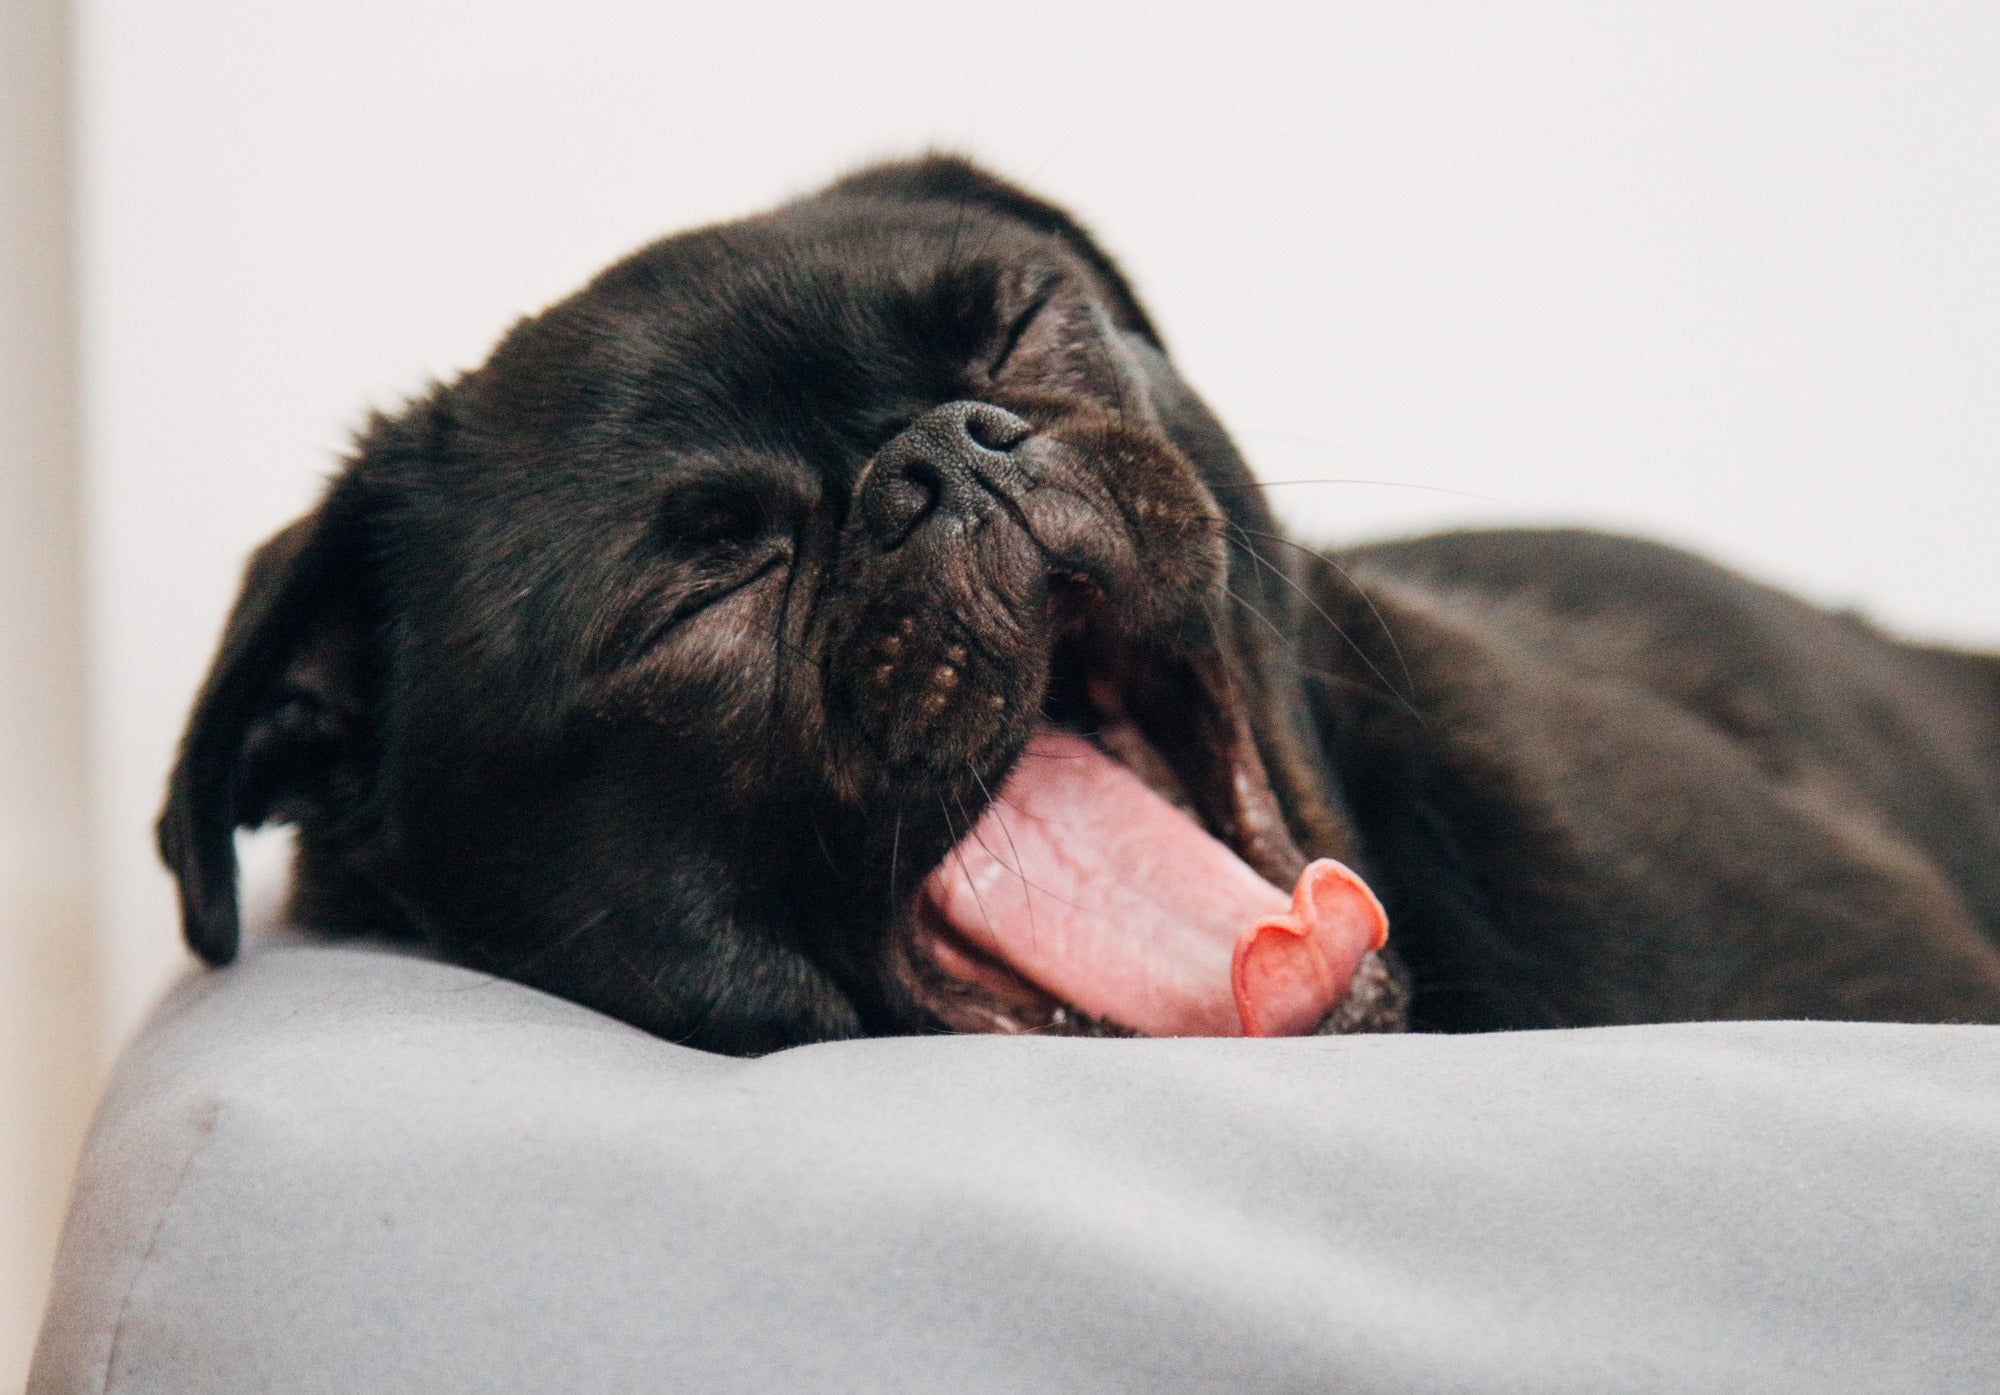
<box><xmin>31</xmin><ymin>935</ymin><xmax>2000</xmax><ymax>1395</ymax></box>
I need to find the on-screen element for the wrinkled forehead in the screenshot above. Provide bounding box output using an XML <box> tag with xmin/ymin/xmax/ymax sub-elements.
<box><xmin>458</xmin><ymin>201</ymin><xmax>1069</xmax><ymax>467</ymax></box>
<box><xmin>378</xmin><ymin>201</ymin><xmax>1082</xmax><ymax>673</ymax></box>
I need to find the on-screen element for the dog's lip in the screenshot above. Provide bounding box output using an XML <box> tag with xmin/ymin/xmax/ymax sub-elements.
<box><xmin>1052</xmin><ymin>597</ymin><xmax>1310</xmax><ymax>893</ymax></box>
<box><xmin>1040</xmin><ymin>578</ymin><xmax>1305</xmax><ymax>879</ymax></box>
<box><xmin>888</xmin><ymin>595</ymin><xmax>1331</xmax><ymax>1037</ymax></box>
<box><xmin>900</xmin><ymin>895</ymin><xmax>1135</xmax><ymax>1037</ymax></box>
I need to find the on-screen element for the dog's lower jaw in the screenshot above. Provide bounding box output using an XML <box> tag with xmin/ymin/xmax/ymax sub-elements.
<box><xmin>1316</xmin><ymin>951</ymin><xmax>1410</xmax><ymax>1035</ymax></box>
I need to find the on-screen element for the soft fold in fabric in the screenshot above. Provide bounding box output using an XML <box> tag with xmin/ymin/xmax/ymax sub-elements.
<box><xmin>31</xmin><ymin>934</ymin><xmax>2000</xmax><ymax>1394</ymax></box>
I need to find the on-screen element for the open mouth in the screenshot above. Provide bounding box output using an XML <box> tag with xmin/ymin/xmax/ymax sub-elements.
<box><xmin>901</xmin><ymin>583</ymin><xmax>1392</xmax><ymax>1037</ymax></box>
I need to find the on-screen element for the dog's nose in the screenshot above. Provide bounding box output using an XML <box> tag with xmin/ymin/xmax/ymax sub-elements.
<box><xmin>859</xmin><ymin>401</ymin><xmax>1035</xmax><ymax>549</ymax></box>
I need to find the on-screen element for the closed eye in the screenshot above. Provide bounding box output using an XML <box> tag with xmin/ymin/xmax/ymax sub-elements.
<box><xmin>659</xmin><ymin>477</ymin><xmax>792</xmax><ymax>558</ymax></box>
<box><xmin>601</xmin><ymin>545</ymin><xmax>791</xmax><ymax>674</ymax></box>
<box><xmin>987</xmin><ymin>281</ymin><xmax>1059</xmax><ymax>378</ymax></box>
<box><xmin>592</xmin><ymin>472</ymin><xmax>808</xmax><ymax>670</ymax></box>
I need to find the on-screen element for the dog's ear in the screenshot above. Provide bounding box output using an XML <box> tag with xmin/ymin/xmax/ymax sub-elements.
<box><xmin>157</xmin><ymin>470</ymin><xmax>378</xmax><ymax>964</ymax></box>
<box><xmin>825</xmin><ymin>153</ymin><xmax>1163</xmax><ymax>347</ymax></box>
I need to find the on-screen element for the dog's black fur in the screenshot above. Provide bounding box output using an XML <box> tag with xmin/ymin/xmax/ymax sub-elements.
<box><xmin>159</xmin><ymin>157</ymin><xmax>2000</xmax><ymax>1051</ymax></box>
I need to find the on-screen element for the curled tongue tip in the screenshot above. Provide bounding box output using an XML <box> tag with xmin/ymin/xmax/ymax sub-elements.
<box><xmin>1231</xmin><ymin>858</ymin><xmax>1390</xmax><ymax>1037</ymax></box>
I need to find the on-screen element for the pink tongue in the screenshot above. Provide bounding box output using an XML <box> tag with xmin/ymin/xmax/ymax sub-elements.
<box><xmin>919</xmin><ymin>728</ymin><xmax>1387</xmax><ymax>1036</ymax></box>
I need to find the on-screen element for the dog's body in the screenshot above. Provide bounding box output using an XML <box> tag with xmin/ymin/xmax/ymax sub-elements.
<box><xmin>159</xmin><ymin>158</ymin><xmax>2000</xmax><ymax>1050</ymax></box>
<box><xmin>1301</xmin><ymin>530</ymin><xmax>2000</xmax><ymax>1028</ymax></box>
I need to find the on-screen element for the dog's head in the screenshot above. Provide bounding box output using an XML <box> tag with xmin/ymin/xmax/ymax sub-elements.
<box><xmin>159</xmin><ymin>157</ymin><xmax>1405</xmax><ymax>1053</ymax></box>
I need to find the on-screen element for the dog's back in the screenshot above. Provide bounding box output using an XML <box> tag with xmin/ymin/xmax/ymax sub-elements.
<box><xmin>1296</xmin><ymin>529</ymin><xmax>2000</xmax><ymax>1028</ymax></box>
<box><xmin>1945</xmin><ymin>645</ymin><xmax>2000</xmax><ymax>797</ymax></box>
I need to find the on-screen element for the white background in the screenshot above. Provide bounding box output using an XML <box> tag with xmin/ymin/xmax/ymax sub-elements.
<box><xmin>6</xmin><ymin>0</ymin><xmax>1997</xmax><ymax>1379</ymax></box>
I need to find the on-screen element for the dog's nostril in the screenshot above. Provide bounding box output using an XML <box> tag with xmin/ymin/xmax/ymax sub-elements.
<box><xmin>885</xmin><ymin>457</ymin><xmax>940</xmax><ymax>522</ymax></box>
<box><xmin>964</xmin><ymin>404</ymin><xmax>1032</xmax><ymax>453</ymax></box>
<box><xmin>895</xmin><ymin>455</ymin><xmax>943</xmax><ymax>497</ymax></box>
<box><xmin>859</xmin><ymin>400</ymin><xmax>1036</xmax><ymax>549</ymax></box>
<box><xmin>868</xmin><ymin>465</ymin><xmax>939</xmax><ymax>549</ymax></box>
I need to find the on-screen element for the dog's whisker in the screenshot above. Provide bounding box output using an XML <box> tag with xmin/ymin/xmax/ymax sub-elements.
<box><xmin>1224</xmin><ymin>523</ymin><xmax>1422</xmax><ymax>709</ymax></box>
<box><xmin>1216</xmin><ymin>522</ymin><xmax>1426</xmax><ymax>725</ymax></box>
<box><xmin>1206</xmin><ymin>476</ymin><xmax>1504</xmax><ymax>504</ymax></box>
<box><xmin>612</xmin><ymin>945</ymin><xmax>703</xmax><ymax>1033</ymax></box>
<box><xmin>495</xmin><ymin>906</ymin><xmax>614</xmax><ymax>982</ymax></box>
<box><xmin>963</xmin><ymin>772</ymin><xmax>1099</xmax><ymax>923</ymax></box>
<box><xmin>967</xmin><ymin>766</ymin><xmax>1037</xmax><ymax>944</ymax></box>
<box><xmin>936</xmin><ymin>794</ymin><xmax>1000</xmax><ymax>948</ymax></box>
<box><xmin>809</xmin><ymin>815</ymin><xmax>842</xmax><ymax>876</ymax></box>
<box><xmin>887</xmin><ymin>811</ymin><xmax>903</xmax><ymax>915</ymax></box>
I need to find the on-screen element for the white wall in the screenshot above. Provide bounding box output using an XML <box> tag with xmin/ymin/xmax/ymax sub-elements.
<box><xmin>68</xmin><ymin>0</ymin><xmax>2000</xmax><ymax>1161</ymax></box>
<box><xmin>2</xmin><ymin>0</ymin><xmax>101</xmax><ymax>1384</ymax></box>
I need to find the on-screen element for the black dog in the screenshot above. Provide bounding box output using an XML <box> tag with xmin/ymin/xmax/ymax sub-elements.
<box><xmin>158</xmin><ymin>157</ymin><xmax>2000</xmax><ymax>1052</ymax></box>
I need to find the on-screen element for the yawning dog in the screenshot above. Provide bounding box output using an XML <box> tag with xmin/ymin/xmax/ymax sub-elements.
<box><xmin>158</xmin><ymin>157</ymin><xmax>2000</xmax><ymax>1053</ymax></box>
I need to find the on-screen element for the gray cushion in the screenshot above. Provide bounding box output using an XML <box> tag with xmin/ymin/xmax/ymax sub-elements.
<box><xmin>31</xmin><ymin>934</ymin><xmax>2000</xmax><ymax>1394</ymax></box>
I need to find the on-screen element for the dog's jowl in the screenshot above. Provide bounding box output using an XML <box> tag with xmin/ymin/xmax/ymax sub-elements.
<box><xmin>158</xmin><ymin>158</ymin><xmax>2000</xmax><ymax>1052</ymax></box>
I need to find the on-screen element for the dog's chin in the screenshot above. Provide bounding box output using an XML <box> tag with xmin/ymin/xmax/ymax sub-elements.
<box><xmin>884</xmin><ymin>587</ymin><xmax>1409</xmax><ymax>1039</ymax></box>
